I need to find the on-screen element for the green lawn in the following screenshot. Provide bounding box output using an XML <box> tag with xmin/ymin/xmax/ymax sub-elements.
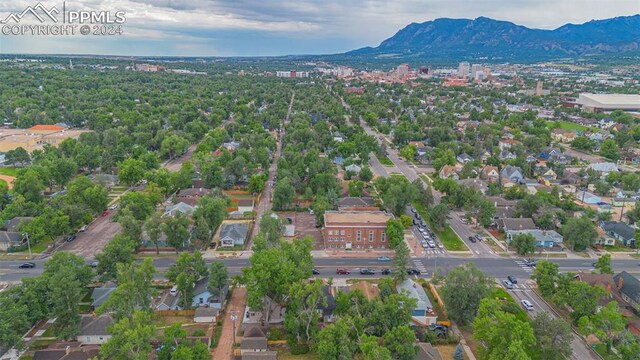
<box><xmin>0</xmin><ymin>179</ymin><xmax>6</xmax><ymax>188</ymax></box>
<box><xmin>546</xmin><ymin>121</ymin><xmax>590</xmax><ymax>132</ymax></box>
<box><xmin>413</xmin><ymin>201</ymin><xmax>468</xmax><ymax>251</ymax></box>
<box><xmin>489</xmin><ymin>287</ymin><xmax>528</xmax><ymax>322</ymax></box>
<box><xmin>377</xmin><ymin>154</ymin><xmax>394</xmax><ymax>166</ymax></box>
<box><xmin>593</xmin><ymin>344</ymin><xmax>622</xmax><ymax>360</ymax></box>
<box><xmin>0</xmin><ymin>167</ymin><xmax>20</xmax><ymax>177</ymax></box>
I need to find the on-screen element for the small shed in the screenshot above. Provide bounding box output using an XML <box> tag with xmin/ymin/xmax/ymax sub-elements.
<box><xmin>194</xmin><ymin>307</ymin><xmax>219</xmax><ymax>323</ymax></box>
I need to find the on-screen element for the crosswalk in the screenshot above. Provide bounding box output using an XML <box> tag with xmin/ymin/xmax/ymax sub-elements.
<box><xmin>412</xmin><ymin>260</ymin><xmax>427</xmax><ymax>273</ymax></box>
<box><xmin>515</xmin><ymin>260</ymin><xmax>534</xmax><ymax>273</ymax></box>
<box><xmin>423</xmin><ymin>249</ymin><xmax>445</xmax><ymax>255</ymax></box>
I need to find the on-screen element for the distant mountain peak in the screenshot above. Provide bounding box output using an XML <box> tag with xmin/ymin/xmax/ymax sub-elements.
<box><xmin>346</xmin><ymin>15</ymin><xmax>640</xmax><ymax>60</ymax></box>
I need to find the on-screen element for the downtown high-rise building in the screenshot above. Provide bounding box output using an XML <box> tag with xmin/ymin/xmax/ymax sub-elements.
<box><xmin>458</xmin><ymin>62</ymin><xmax>470</xmax><ymax>78</ymax></box>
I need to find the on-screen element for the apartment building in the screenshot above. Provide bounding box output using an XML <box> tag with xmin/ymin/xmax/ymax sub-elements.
<box><xmin>323</xmin><ymin>211</ymin><xmax>393</xmax><ymax>250</ymax></box>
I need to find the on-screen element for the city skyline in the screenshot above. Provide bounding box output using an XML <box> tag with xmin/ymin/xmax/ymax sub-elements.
<box><xmin>0</xmin><ymin>0</ymin><xmax>638</xmax><ymax>56</ymax></box>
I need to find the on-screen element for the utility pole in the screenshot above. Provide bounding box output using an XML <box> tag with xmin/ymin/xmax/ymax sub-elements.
<box><xmin>230</xmin><ymin>310</ymin><xmax>239</xmax><ymax>346</ymax></box>
<box><xmin>22</xmin><ymin>233</ymin><xmax>31</xmax><ymax>258</ymax></box>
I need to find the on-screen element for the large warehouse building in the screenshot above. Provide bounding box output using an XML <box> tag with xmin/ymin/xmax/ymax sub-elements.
<box><xmin>574</xmin><ymin>93</ymin><xmax>640</xmax><ymax>112</ymax></box>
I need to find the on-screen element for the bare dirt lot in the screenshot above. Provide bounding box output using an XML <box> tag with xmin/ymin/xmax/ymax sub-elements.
<box><xmin>276</xmin><ymin>211</ymin><xmax>324</xmax><ymax>250</ymax></box>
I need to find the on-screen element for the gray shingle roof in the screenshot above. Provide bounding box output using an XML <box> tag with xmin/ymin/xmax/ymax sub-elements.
<box><xmin>90</xmin><ymin>282</ymin><xmax>117</xmax><ymax>307</ymax></box>
<box><xmin>220</xmin><ymin>223</ymin><xmax>248</xmax><ymax>245</ymax></box>
<box><xmin>79</xmin><ymin>314</ymin><xmax>112</xmax><ymax>336</ymax></box>
<box><xmin>614</xmin><ymin>271</ymin><xmax>640</xmax><ymax>304</ymax></box>
<box><xmin>0</xmin><ymin>231</ymin><xmax>24</xmax><ymax>245</ymax></box>
<box><xmin>600</xmin><ymin>221</ymin><xmax>635</xmax><ymax>241</ymax></box>
<box><xmin>397</xmin><ymin>279</ymin><xmax>432</xmax><ymax>311</ymax></box>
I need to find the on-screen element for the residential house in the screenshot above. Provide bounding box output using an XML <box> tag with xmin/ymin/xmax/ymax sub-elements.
<box><xmin>333</xmin><ymin>132</ymin><xmax>345</xmax><ymax>143</ymax></box>
<box><xmin>456</xmin><ymin>153</ymin><xmax>473</xmax><ymax>164</ymax></box>
<box><xmin>228</xmin><ymin>199</ymin><xmax>255</xmax><ymax>215</ymax></box>
<box><xmin>396</xmin><ymin>279</ymin><xmax>438</xmax><ymax>326</ymax></box>
<box><xmin>176</xmin><ymin>187</ymin><xmax>212</xmax><ymax>204</ymax></box>
<box><xmin>614</xmin><ymin>271</ymin><xmax>640</xmax><ymax>308</ymax></box>
<box><xmin>538</xmin><ymin>148</ymin><xmax>561</xmax><ymax>160</ymax></box>
<box><xmin>535</xmin><ymin>166</ymin><xmax>557</xmax><ymax>179</ymax></box>
<box><xmin>338</xmin><ymin>197</ymin><xmax>376</xmax><ymax>211</ymax></box>
<box><xmin>345</xmin><ymin>164</ymin><xmax>362</xmax><ymax>173</ymax></box>
<box><xmin>439</xmin><ymin>165</ymin><xmax>459</xmax><ymax>180</ymax></box>
<box><xmin>90</xmin><ymin>282</ymin><xmax>117</xmax><ymax>308</ymax></box>
<box><xmin>597</xmin><ymin>118</ymin><xmax>616</xmax><ymax>129</ymax></box>
<box><xmin>0</xmin><ymin>231</ymin><xmax>25</xmax><ymax>251</ymax></box>
<box><xmin>615</xmin><ymin>190</ymin><xmax>640</xmax><ymax>200</ymax></box>
<box><xmin>317</xmin><ymin>286</ymin><xmax>337</xmax><ymax>323</ymax></box>
<box><xmin>194</xmin><ymin>307</ymin><xmax>219</xmax><ymax>323</ymax></box>
<box><xmin>33</xmin><ymin>342</ymin><xmax>100</xmax><ymax>360</ymax></box>
<box><xmin>155</xmin><ymin>290</ymin><xmax>180</xmax><ymax>311</ymax></box>
<box><xmin>163</xmin><ymin>202</ymin><xmax>196</xmax><ymax>218</ymax></box>
<box><xmin>498</xmin><ymin>149</ymin><xmax>516</xmax><ymax>161</ymax></box>
<box><xmin>78</xmin><ymin>314</ymin><xmax>113</xmax><ymax>345</ymax></box>
<box><xmin>3</xmin><ymin>216</ymin><xmax>33</xmax><ymax>232</ymax></box>
<box><xmin>240</xmin><ymin>327</ymin><xmax>277</xmax><ymax>359</ymax></box>
<box><xmin>332</xmin><ymin>155</ymin><xmax>344</xmax><ymax>166</ymax></box>
<box><xmin>243</xmin><ymin>297</ymin><xmax>285</xmax><ymax>324</ymax></box>
<box><xmin>87</xmin><ymin>174</ymin><xmax>119</xmax><ymax>187</ymax></box>
<box><xmin>323</xmin><ymin>211</ymin><xmax>394</xmax><ymax>250</ymax></box>
<box><xmin>497</xmin><ymin>218</ymin><xmax>536</xmax><ymax>232</ymax></box>
<box><xmin>219</xmin><ymin>222</ymin><xmax>249</xmax><ymax>247</ymax></box>
<box><xmin>192</xmin><ymin>276</ymin><xmax>229</xmax><ymax>309</ymax></box>
<box><xmin>574</xmin><ymin>273</ymin><xmax>627</xmax><ymax>310</ymax></box>
<box><xmin>499</xmin><ymin>139</ymin><xmax>519</xmax><ymax>151</ymax></box>
<box><xmin>576</xmin><ymin>191</ymin><xmax>602</xmax><ymax>205</ymax></box>
<box><xmin>551</xmin><ymin>129</ymin><xmax>577</xmax><ymax>143</ymax></box>
<box><xmin>562</xmin><ymin>171</ymin><xmax>583</xmax><ymax>185</ymax></box>
<box><xmin>222</xmin><ymin>141</ymin><xmax>240</xmax><ymax>151</ymax></box>
<box><xmin>600</xmin><ymin>221</ymin><xmax>636</xmax><ymax>247</ymax></box>
<box><xmin>415</xmin><ymin>343</ymin><xmax>443</xmax><ymax>360</ymax></box>
<box><xmin>588</xmin><ymin>162</ymin><xmax>619</xmax><ymax>177</ymax></box>
<box><xmin>506</xmin><ymin>229</ymin><xmax>563</xmax><ymax>248</ymax></box>
<box><xmin>501</xmin><ymin>166</ymin><xmax>524</xmax><ymax>184</ymax></box>
<box><xmin>480</xmin><ymin>166</ymin><xmax>499</xmax><ymax>181</ymax></box>
<box><xmin>456</xmin><ymin>178</ymin><xmax>488</xmax><ymax>195</ymax></box>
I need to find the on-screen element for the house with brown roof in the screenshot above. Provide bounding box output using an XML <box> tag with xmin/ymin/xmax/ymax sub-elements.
<box><xmin>438</xmin><ymin>165</ymin><xmax>459</xmax><ymax>180</ymax></box>
<box><xmin>573</xmin><ymin>272</ymin><xmax>627</xmax><ymax>311</ymax></box>
<box><xmin>33</xmin><ymin>342</ymin><xmax>99</xmax><ymax>360</ymax></box>
<box><xmin>323</xmin><ymin>211</ymin><xmax>394</xmax><ymax>250</ymax></box>
<box><xmin>480</xmin><ymin>165</ymin><xmax>499</xmax><ymax>181</ymax></box>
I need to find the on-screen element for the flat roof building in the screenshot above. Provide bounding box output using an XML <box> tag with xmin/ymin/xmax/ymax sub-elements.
<box><xmin>575</xmin><ymin>93</ymin><xmax>640</xmax><ymax>112</ymax></box>
<box><xmin>323</xmin><ymin>210</ymin><xmax>393</xmax><ymax>250</ymax></box>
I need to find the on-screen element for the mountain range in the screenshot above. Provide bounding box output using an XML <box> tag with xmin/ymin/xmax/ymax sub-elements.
<box><xmin>345</xmin><ymin>15</ymin><xmax>640</xmax><ymax>60</ymax></box>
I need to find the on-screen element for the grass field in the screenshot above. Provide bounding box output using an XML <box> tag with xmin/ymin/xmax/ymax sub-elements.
<box><xmin>377</xmin><ymin>154</ymin><xmax>394</xmax><ymax>166</ymax></box>
<box><xmin>413</xmin><ymin>201</ymin><xmax>468</xmax><ymax>251</ymax></box>
<box><xmin>547</xmin><ymin>121</ymin><xmax>590</xmax><ymax>132</ymax></box>
<box><xmin>0</xmin><ymin>167</ymin><xmax>20</xmax><ymax>177</ymax></box>
<box><xmin>489</xmin><ymin>287</ymin><xmax>528</xmax><ymax>322</ymax></box>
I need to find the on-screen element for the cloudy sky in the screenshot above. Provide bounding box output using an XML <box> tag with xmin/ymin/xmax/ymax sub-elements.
<box><xmin>0</xmin><ymin>0</ymin><xmax>638</xmax><ymax>56</ymax></box>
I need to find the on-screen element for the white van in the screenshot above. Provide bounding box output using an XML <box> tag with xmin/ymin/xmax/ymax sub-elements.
<box><xmin>170</xmin><ymin>286</ymin><xmax>178</xmax><ymax>296</ymax></box>
<box><xmin>521</xmin><ymin>299</ymin><xmax>534</xmax><ymax>311</ymax></box>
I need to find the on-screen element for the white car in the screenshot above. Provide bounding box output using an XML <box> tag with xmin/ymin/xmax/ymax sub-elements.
<box><xmin>521</xmin><ymin>299</ymin><xmax>534</xmax><ymax>311</ymax></box>
<box><xmin>79</xmin><ymin>225</ymin><xmax>89</xmax><ymax>232</ymax></box>
<box><xmin>109</xmin><ymin>203</ymin><xmax>119</xmax><ymax>210</ymax></box>
<box><xmin>460</xmin><ymin>218</ymin><xmax>468</xmax><ymax>224</ymax></box>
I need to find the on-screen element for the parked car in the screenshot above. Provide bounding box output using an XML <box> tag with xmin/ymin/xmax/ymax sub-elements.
<box><xmin>411</xmin><ymin>208</ymin><xmax>417</xmax><ymax>213</ymax></box>
<box><xmin>18</xmin><ymin>262</ymin><xmax>36</xmax><ymax>269</ymax></box>
<box><xmin>312</xmin><ymin>269</ymin><xmax>320</xmax><ymax>275</ymax></box>
<box><xmin>66</xmin><ymin>234</ymin><xmax>77</xmax><ymax>242</ymax></box>
<box><xmin>90</xmin><ymin>261</ymin><xmax>98</xmax><ymax>268</ymax></box>
<box><xmin>381</xmin><ymin>268</ymin><xmax>391</xmax><ymax>275</ymax></box>
<box><xmin>412</xmin><ymin>219</ymin><xmax>418</xmax><ymax>225</ymax></box>
<box><xmin>508</xmin><ymin>275</ymin><xmax>518</xmax><ymax>284</ymax></box>
<box><xmin>437</xmin><ymin>243</ymin><xmax>444</xmax><ymax>249</ymax></box>
<box><xmin>170</xmin><ymin>286</ymin><xmax>178</xmax><ymax>296</ymax></box>
<box><xmin>460</xmin><ymin>218</ymin><xmax>468</xmax><ymax>224</ymax></box>
<box><xmin>468</xmin><ymin>236</ymin><xmax>477</xmax><ymax>243</ymax></box>
<box><xmin>406</xmin><ymin>268</ymin><xmax>421</xmax><ymax>275</ymax></box>
<box><xmin>521</xmin><ymin>299</ymin><xmax>534</xmax><ymax>311</ymax></box>
<box><xmin>524</xmin><ymin>259</ymin><xmax>537</xmax><ymax>267</ymax></box>
<box><xmin>79</xmin><ymin>225</ymin><xmax>89</xmax><ymax>232</ymax></box>
<box><xmin>428</xmin><ymin>241</ymin><xmax>436</xmax><ymax>248</ymax></box>
<box><xmin>475</xmin><ymin>234</ymin><xmax>483</xmax><ymax>241</ymax></box>
<box><xmin>108</xmin><ymin>203</ymin><xmax>118</xmax><ymax>210</ymax></box>
<box><xmin>377</xmin><ymin>256</ymin><xmax>391</xmax><ymax>261</ymax></box>
<box><xmin>360</xmin><ymin>268</ymin><xmax>375</xmax><ymax>275</ymax></box>
<box><xmin>417</xmin><ymin>227</ymin><xmax>424</xmax><ymax>232</ymax></box>
<box><xmin>502</xmin><ymin>280</ymin><xmax>514</xmax><ymax>289</ymax></box>
<box><xmin>336</xmin><ymin>269</ymin><xmax>350</xmax><ymax>275</ymax></box>
<box><xmin>101</xmin><ymin>211</ymin><xmax>109</xmax><ymax>217</ymax></box>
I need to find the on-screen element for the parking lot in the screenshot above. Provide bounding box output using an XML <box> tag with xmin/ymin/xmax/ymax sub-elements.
<box><xmin>407</xmin><ymin>207</ymin><xmax>446</xmax><ymax>254</ymax></box>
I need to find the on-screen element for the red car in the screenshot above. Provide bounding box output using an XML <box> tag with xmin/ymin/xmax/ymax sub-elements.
<box><xmin>101</xmin><ymin>211</ymin><xmax>109</xmax><ymax>217</ymax></box>
<box><xmin>336</xmin><ymin>269</ymin><xmax>350</xmax><ymax>275</ymax></box>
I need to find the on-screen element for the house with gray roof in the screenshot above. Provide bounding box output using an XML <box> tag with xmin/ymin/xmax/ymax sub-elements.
<box><xmin>600</xmin><ymin>221</ymin><xmax>636</xmax><ymax>247</ymax></box>
<box><xmin>456</xmin><ymin>153</ymin><xmax>473</xmax><ymax>164</ymax></box>
<box><xmin>338</xmin><ymin>197</ymin><xmax>375</xmax><ymax>210</ymax></box>
<box><xmin>614</xmin><ymin>271</ymin><xmax>640</xmax><ymax>308</ymax></box>
<box><xmin>589</xmin><ymin>162</ymin><xmax>619</xmax><ymax>177</ymax></box>
<box><xmin>396</xmin><ymin>279</ymin><xmax>437</xmax><ymax>326</ymax></box>
<box><xmin>155</xmin><ymin>290</ymin><xmax>180</xmax><ymax>311</ymax></box>
<box><xmin>4</xmin><ymin>216</ymin><xmax>33</xmax><ymax>232</ymax></box>
<box><xmin>576</xmin><ymin>191</ymin><xmax>602</xmax><ymax>205</ymax></box>
<box><xmin>163</xmin><ymin>202</ymin><xmax>196</xmax><ymax>218</ymax></box>
<box><xmin>240</xmin><ymin>326</ymin><xmax>278</xmax><ymax>359</ymax></box>
<box><xmin>219</xmin><ymin>223</ymin><xmax>248</xmax><ymax>247</ymax></box>
<box><xmin>91</xmin><ymin>282</ymin><xmax>117</xmax><ymax>308</ymax></box>
<box><xmin>78</xmin><ymin>314</ymin><xmax>113</xmax><ymax>345</ymax></box>
<box><xmin>0</xmin><ymin>231</ymin><xmax>25</xmax><ymax>251</ymax></box>
<box><xmin>506</xmin><ymin>229</ymin><xmax>563</xmax><ymax>248</ymax></box>
<box><xmin>501</xmin><ymin>166</ymin><xmax>524</xmax><ymax>183</ymax></box>
<box><xmin>345</xmin><ymin>164</ymin><xmax>362</xmax><ymax>173</ymax></box>
<box><xmin>192</xmin><ymin>276</ymin><xmax>229</xmax><ymax>309</ymax></box>
<box><xmin>497</xmin><ymin>218</ymin><xmax>536</xmax><ymax>232</ymax></box>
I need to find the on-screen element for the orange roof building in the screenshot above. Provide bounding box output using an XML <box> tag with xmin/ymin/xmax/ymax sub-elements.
<box><xmin>28</xmin><ymin>125</ymin><xmax>66</xmax><ymax>132</ymax></box>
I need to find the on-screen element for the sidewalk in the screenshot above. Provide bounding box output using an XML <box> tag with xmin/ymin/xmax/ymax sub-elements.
<box><xmin>212</xmin><ymin>287</ymin><xmax>247</xmax><ymax>360</ymax></box>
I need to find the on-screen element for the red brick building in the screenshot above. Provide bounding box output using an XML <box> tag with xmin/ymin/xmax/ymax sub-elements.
<box><xmin>323</xmin><ymin>211</ymin><xmax>393</xmax><ymax>250</ymax></box>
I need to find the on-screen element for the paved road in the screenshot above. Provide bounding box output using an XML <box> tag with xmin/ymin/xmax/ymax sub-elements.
<box><xmin>246</xmin><ymin>91</ymin><xmax>293</xmax><ymax>249</ymax></box>
<box><xmin>57</xmin><ymin>210</ymin><xmax>121</xmax><ymax>259</ymax></box>
<box><xmin>163</xmin><ymin>143</ymin><xmax>198</xmax><ymax>172</ymax></box>
<box><xmin>359</xmin><ymin>119</ymin><xmax>494</xmax><ymax>256</ymax></box>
